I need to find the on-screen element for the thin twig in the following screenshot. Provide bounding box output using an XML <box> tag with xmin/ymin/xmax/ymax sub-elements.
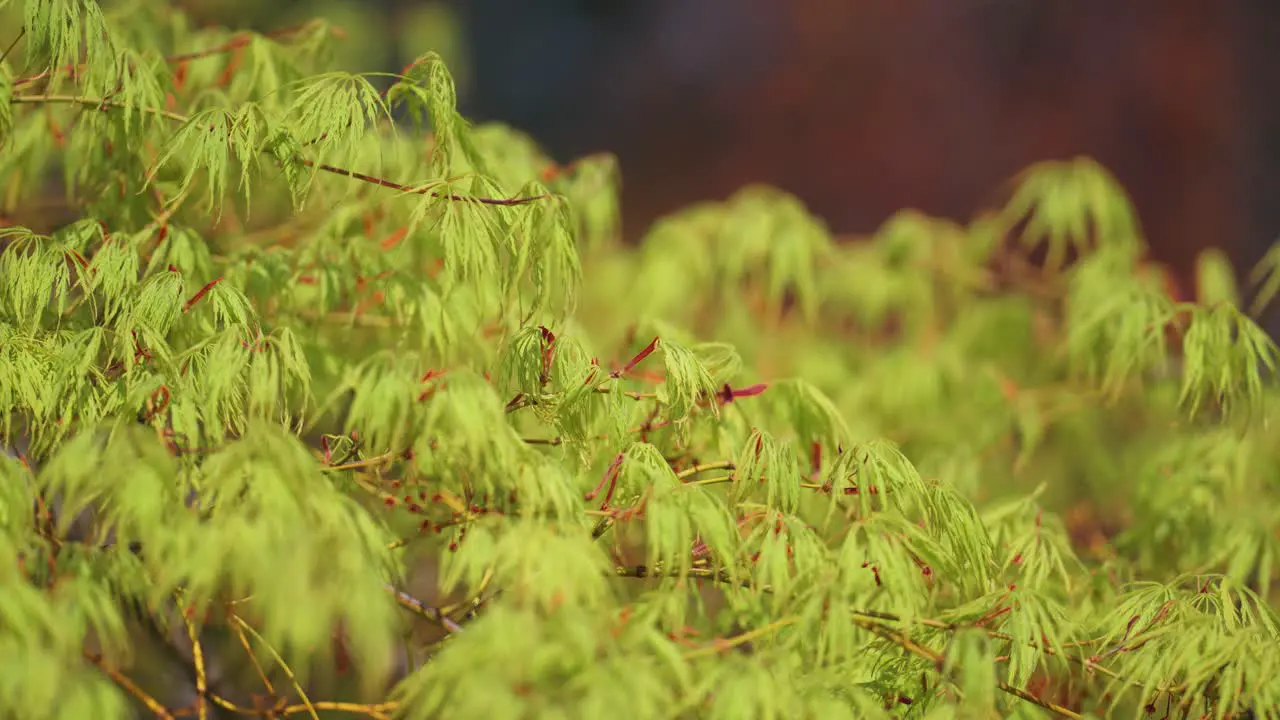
<box><xmin>175</xmin><ymin>594</ymin><xmax>208</xmax><ymax>720</ymax></box>
<box><xmin>82</xmin><ymin>650</ymin><xmax>176</xmax><ymax>720</ymax></box>
<box><xmin>7</xmin><ymin>94</ymin><xmax>549</xmax><ymax>207</ymax></box>
<box><xmin>227</xmin><ymin>613</ymin><xmax>320</xmax><ymax>720</ymax></box>
<box><xmin>0</xmin><ymin>27</ymin><xmax>23</xmax><ymax>66</ymax></box>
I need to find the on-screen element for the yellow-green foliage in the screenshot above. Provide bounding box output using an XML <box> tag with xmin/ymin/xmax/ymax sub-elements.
<box><xmin>3</xmin><ymin>1</ymin><xmax>1280</xmax><ymax>719</ymax></box>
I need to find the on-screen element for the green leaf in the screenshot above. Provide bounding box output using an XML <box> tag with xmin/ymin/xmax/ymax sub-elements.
<box><xmin>658</xmin><ymin>338</ymin><xmax>719</xmax><ymax>422</ymax></box>
<box><xmin>1001</xmin><ymin>156</ymin><xmax>1144</xmax><ymax>271</ymax></box>
<box><xmin>732</xmin><ymin>429</ymin><xmax>801</xmax><ymax>513</ymax></box>
<box><xmin>1195</xmin><ymin>248</ymin><xmax>1240</xmax><ymax>308</ymax></box>
<box><xmin>145</xmin><ymin>106</ymin><xmax>268</xmax><ymax>219</ymax></box>
<box><xmin>1179</xmin><ymin>303</ymin><xmax>1279</xmax><ymax>418</ymax></box>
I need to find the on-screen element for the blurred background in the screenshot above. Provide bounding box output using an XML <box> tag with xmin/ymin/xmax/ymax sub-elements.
<box><xmin>157</xmin><ymin>0</ymin><xmax>1280</xmax><ymax>308</ymax></box>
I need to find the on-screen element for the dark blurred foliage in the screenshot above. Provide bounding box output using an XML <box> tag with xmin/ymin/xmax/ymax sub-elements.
<box><xmin>180</xmin><ymin>0</ymin><xmax>1280</xmax><ymax>297</ymax></box>
<box><xmin>456</xmin><ymin>0</ymin><xmax>1280</xmax><ymax>292</ymax></box>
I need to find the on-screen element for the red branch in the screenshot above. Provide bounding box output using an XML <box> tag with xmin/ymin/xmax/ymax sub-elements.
<box><xmin>182</xmin><ymin>278</ymin><xmax>222</xmax><ymax>313</ymax></box>
<box><xmin>614</xmin><ymin>337</ymin><xmax>659</xmax><ymax>378</ymax></box>
<box><xmin>585</xmin><ymin>452</ymin><xmax>625</xmax><ymax>509</ymax></box>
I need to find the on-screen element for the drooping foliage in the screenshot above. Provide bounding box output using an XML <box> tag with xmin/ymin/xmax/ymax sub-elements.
<box><xmin>2</xmin><ymin>1</ymin><xmax>1280</xmax><ymax>719</ymax></box>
